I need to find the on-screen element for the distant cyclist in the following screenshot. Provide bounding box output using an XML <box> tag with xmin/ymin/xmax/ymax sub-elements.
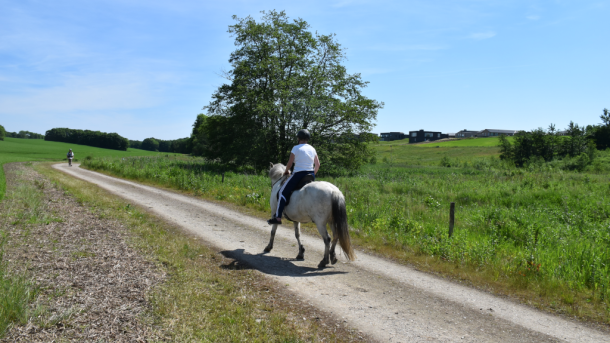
<box><xmin>67</xmin><ymin>149</ymin><xmax>74</xmax><ymax>167</ymax></box>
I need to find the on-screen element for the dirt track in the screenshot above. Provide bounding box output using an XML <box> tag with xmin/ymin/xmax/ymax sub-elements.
<box><xmin>54</xmin><ymin>163</ymin><xmax>610</xmax><ymax>343</ymax></box>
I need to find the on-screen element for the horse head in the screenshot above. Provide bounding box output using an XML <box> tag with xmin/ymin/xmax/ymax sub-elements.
<box><xmin>268</xmin><ymin>162</ymin><xmax>286</xmax><ymax>184</ymax></box>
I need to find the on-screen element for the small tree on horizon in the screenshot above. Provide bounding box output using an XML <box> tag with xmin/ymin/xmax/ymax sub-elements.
<box><xmin>0</xmin><ymin>124</ymin><xmax>5</xmax><ymax>141</ymax></box>
<box><xmin>141</xmin><ymin>138</ymin><xmax>160</xmax><ymax>152</ymax></box>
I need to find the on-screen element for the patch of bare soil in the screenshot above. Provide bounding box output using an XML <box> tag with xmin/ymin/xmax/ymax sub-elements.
<box><xmin>1</xmin><ymin>163</ymin><xmax>165</xmax><ymax>342</ymax></box>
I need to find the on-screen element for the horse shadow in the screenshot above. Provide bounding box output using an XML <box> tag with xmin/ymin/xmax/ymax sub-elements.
<box><xmin>220</xmin><ymin>249</ymin><xmax>347</xmax><ymax>277</ymax></box>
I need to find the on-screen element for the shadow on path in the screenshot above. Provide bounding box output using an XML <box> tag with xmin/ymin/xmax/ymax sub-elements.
<box><xmin>220</xmin><ymin>249</ymin><xmax>347</xmax><ymax>277</ymax></box>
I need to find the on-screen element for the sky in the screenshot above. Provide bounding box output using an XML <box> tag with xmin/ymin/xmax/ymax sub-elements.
<box><xmin>0</xmin><ymin>0</ymin><xmax>608</xmax><ymax>140</ymax></box>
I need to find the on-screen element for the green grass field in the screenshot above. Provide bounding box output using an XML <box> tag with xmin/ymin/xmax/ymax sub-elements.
<box><xmin>371</xmin><ymin>141</ymin><xmax>502</xmax><ymax>166</ymax></box>
<box><xmin>377</xmin><ymin>136</ymin><xmax>512</xmax><ymax>148</ymax></box>
<box><xmin>0</xmin><ymin>137</ymin><xmax>173</xmax><ymax>200</ymax></box>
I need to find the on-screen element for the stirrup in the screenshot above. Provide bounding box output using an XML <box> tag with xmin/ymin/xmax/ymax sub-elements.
<box><xmin>267</xmin><ymin>217</ymin><xmax>282</xmax><ymax>225</ymax></box>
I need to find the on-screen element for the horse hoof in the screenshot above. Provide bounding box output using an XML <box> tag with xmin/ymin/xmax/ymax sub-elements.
<box><xmin>296</xmin><ymin>246</ymin><xmax>305</xmax><ymax>260</ymax></box>
<box><xmin>318</xmin><ymin>260</ymin><xmax>328</xmax><ymax>269</ymax></box>
<box><xmin>331</xmin><ymin>256</ymin><xmax>338</xmax><ymax>265</ymax></box>
<box><xmin>263</xmin><ymin>246</ymin><xmax>272</xmax><ymax>253</ymax></box>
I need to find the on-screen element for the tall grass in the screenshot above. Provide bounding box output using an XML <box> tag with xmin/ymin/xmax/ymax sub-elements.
<box><xmin>0</xmin><ymin>235</ymin><xmax>37</xmax><ymax>337</ymax></box>
<box><xmin>0</xmin><ymin>182</ymin><xmax>41</xmax><ymax>337</ymax></box>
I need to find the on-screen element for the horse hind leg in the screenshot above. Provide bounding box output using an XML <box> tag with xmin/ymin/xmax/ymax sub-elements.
<box><xmin>264</xmin><ymin>224</ymin><xmax>278</xmax><ymax>253</ymax></box>
<box><xmin>294</xmin><ymin>222</ymin><xmax>305</xmax><ymax>260</ymax></box>
<box><xmin>316</xmin><ymin>222</ymin><xmax>331</xmax><ymax>269</ymax></box>
<box><xmin>329</xmin><ymin>236</ymin><xmax>339</xmax><ymax>265</ymax></box>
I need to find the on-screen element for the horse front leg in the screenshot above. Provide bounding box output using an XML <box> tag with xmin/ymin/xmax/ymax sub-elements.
<box><xmin>264</xmin><ymin>224</ymin><xmax>278</xmax><ymax>253</ymax></box>
<box><xmin>294</xmin><ymin>222</ymin><xmax>305</xmax><ymax>260</ymax></box>
<box><xmin>316</xmin><ymin>223</ymin><xmax>331</xmax><ymax>269</ymax></box>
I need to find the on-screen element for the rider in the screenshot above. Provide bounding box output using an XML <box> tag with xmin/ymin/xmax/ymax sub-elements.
<box><xmin>67</xmin><ymin>149</ymin><xmax>74</xmax><ymax>166</ymax></box>
<box><xmin>267</xmin><ymin>129</ymin><xmax>320</xmax><ymax>225</ymax></box>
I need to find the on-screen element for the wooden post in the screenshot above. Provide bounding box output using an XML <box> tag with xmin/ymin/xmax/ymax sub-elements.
<box><xmin>449</xmin><ymin>202</ymin><xmax>455</xmax><ymax>238</ymax></box>
<box><xmin>222</xmin><ymin>172</ymin><xmax>225</xmax><ymax>183</ymax></box>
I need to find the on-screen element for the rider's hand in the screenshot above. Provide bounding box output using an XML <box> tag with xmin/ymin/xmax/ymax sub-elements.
<box><xmin>284</xmin><ymin>170</ymin><xmax>291</xmax><ymax>176</ymax></box>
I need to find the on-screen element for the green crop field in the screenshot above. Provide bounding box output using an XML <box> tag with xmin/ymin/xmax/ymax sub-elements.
<box><xmin>421</xmin><ymin>136</ymin><xmax>512</xmax><ymax>147</ymax></box>
<box><xmin>0</xmin><ymin>137</ymin><xmax>174</xmax><ymax>200</ymax></box>
<box><xmin>371</xmin><ymin>141</ymin><xmax>502</xmax><ymax>166</ymax></box>
<box><xmin>377</xmin><ymin>136</ymin><xmax>513</xmax><ymax>148</ymax></box>
<box><xmin>80</xmin><ymin>147</ymin><xmax>610</xmax><ymax>323</ymax></box>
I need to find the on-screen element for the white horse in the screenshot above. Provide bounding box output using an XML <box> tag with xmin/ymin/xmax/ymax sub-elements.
<box><xmin>264</xmin><ymin>163</ymin><xmax>356</xmax><ymax>268</ymax></box>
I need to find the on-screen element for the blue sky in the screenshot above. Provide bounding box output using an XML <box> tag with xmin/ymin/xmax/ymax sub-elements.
<box><xmin>1</xmin><ymin>0</ymin><xmax>608</xmax><ymax>140</ymax></box>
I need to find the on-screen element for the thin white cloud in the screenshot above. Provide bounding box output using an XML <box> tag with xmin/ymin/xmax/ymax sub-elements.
<box><xmin>469</xmin><ymin>31</ymin><xmax>496</xmax><ymax>40</ymax></box>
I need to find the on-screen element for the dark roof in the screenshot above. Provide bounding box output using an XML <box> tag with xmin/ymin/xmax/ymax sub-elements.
<box><xmin>481</xmin><ymin>129</ymin><xmax>518</xmax><ymax>133</ymax></box>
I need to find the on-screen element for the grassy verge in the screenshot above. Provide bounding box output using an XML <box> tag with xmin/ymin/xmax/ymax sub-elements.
<box><xmin>0</xmin><ymin>165</ymin><xmax>43</xmax><ymax>337</ymax></box>
<box><xmin>36</xmin><ymin>162</ymin><xmax>362</xmax><ymax>342</ymax></box>
<box><xmin>80</xmin><ymin>154</ymin><xmax>610</xmax><ymax>326</ymax></box>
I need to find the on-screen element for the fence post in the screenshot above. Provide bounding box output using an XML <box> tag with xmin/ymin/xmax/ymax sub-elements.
<box><xmin>448</xmin><ymin>202</ymin><xmax>455</xmax><ymax>238</ymax></box>
<box><xmin>222</xmin><ymin>172</ymin><xmax>225</xmax><ymax>183</ymax></box>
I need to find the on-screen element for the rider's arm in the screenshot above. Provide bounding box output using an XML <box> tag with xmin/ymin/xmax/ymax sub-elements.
<box><xmin>314</xmin><ymin>155</ymin><xmax>320</xmax><ymax>174</ymax></box>
<box><xmin>284</xmin><ymin>153</ymin><xmax>295</xmax><ymax>175</ymax></box>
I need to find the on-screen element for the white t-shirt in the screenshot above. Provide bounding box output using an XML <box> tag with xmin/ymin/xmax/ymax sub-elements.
<box><xmin>291</xmin><ymin>144</ymin><xmax>317</xmax><ymax>173</ymax></box>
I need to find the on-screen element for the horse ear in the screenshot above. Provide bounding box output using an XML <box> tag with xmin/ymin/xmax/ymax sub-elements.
<box><xmin>269</xmin><ymin>162</ymin><xmax>274</xmax><ymax>168</ymax></box>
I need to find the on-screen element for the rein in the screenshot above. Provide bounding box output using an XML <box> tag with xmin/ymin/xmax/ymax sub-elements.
<box><xmin>272</xmin><ymin>175</ymin><xmax>288</xmax><ymax>188</ymax></box>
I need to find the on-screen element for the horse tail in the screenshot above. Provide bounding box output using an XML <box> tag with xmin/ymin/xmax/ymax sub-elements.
<box><xmin>331</xmin><ymin>192</ymin><xmax>356</xmax><ymax>261</ymax></box>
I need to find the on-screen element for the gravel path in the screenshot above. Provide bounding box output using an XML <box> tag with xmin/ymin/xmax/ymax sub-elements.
<box><xmin>54</xmin><ymin>163</ymin><xmax>610</xmax><ymax>343</ymax></box>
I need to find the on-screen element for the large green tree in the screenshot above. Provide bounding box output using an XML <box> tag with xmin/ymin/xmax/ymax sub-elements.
<box><xmin>201</xmin><ymin>11</ymin><xmax>383</xmax><ymax>174</ymax></box>
<box><xmin>0</xmin><ymin>125</ymin><xmax>5</xmax><ymax>141</ymax></box>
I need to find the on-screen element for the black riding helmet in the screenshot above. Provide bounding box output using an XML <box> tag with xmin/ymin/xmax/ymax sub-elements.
<box><xmin>297</xmin><ymin>129</ymin><xmax>311</xmax><ymax>141</ymax></box>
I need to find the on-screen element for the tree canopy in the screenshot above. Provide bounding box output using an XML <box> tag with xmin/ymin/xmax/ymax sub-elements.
<box><xmin>499</xmin><ymin>121</ymin><xmax>595</xmax><ymax>170</ymax></box>
<box><xmin>134</xmin><ymin>137</ymin><xmax>192</xmax><ymax>153</ymax></box>
<box><xmin>0</xmin><ymin>125</ymin><xmax>5</xmax><ymax>141</ymax></box>
<box><xmin>198</xmin><ymin>11</ymin><xmax>383</xmax><ymax>174</ymax></box>
<box><xmin>5</xmin><ymin>130</ymin><xmax>44</xmax><ymax>139</ymax></box>
<box><xmin>45</xmin><ymin>128</ymin><xmax>128</xmax><ymax>151</ymax></box>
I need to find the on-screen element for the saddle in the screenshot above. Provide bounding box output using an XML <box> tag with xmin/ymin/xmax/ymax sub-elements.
<box><xmin>276</xmin><ymin>174</ymin><xmax>315</xmax><ymax>206</ymax></box>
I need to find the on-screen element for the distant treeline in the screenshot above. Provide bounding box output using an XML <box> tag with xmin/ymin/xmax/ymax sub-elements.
<box><xmin>129</xmin><ymin>137</ymin><xmax>192</xmax><ymax>154</ymax></box>
<box><xmin>6</xmin><ymin>130</ymin><xmax>44</xmax><ymax>139</ymax></box>
<box><xmin>499</xmin><ymin>109</ymin><xmax>610</xmax><ymax>170</ymax></box>
<box><xmin>45</xmin><ymin>128</ymin><xmax>129</xmax><ymax>151</ymax></box>
<box><xmin>0</xmin><ymin>126</ymin><xmax>44</xmax><ymax>140</ymax></box>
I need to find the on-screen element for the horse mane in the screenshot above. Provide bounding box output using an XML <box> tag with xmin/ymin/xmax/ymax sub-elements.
<box><xmin>268</xmin><ymin>163</ymin><xmax>286</xmax><ymax>182</ymax></box>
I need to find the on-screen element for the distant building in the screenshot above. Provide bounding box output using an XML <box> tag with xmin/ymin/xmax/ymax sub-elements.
<box><xmin>455</xmin><ymin>129</ymin><xmax>479</xmax><ymax>138</ymax></box>
<box><xmin>477</xmin><ymin>129</ymin><xmax>519</xmax><ymax>137</ymax></box>
<box><xmin>380</xmin><ymin>132</ymin><xmax>406</xmax><ymax>141</ymax></box>
<box><xmin>447</xmin><ymin>133</ymin><xmax>456</xmax><ymax>138</ymax></box>
<box><xmin>408</xmin><ymin>130</ymin><xmax>448</xmax><ymax>143</ymax></box>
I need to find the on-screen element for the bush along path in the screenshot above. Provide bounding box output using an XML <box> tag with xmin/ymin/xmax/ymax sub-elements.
<box><xmin>1</xmin><ymin>162</ymin><xmax>363</xmax><ymax>342</ymax></box>
<box><xmin>53</xmin><ymin>163</ymin><xmax>610</xmax><ymax>342</ymax></box>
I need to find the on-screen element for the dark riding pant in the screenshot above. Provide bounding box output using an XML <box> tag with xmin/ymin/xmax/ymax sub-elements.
<box><xmin>275</xmin><ymin>170</ymin><xmax>315</xmax><ymax>218</ymax></box>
